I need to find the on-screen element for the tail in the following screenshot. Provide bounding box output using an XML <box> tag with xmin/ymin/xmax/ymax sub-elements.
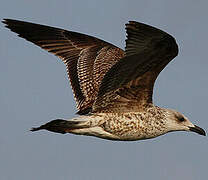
<box><xmin>30</xmin><ymin>118</ymin><xmax>89</xmax><ymax>134</ymax></box>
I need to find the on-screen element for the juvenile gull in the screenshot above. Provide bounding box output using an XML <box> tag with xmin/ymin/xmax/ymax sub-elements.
<box><xmin>3</xmin><ymin>19</ymin><xmax>206</xmax><ymax>141</ymax></box>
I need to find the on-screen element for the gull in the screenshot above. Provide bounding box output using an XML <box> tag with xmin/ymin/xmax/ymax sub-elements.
<box><xmin>3</xmin><ymin>19</ymin><xmax>206</xmax><ymax>141</ymax></box>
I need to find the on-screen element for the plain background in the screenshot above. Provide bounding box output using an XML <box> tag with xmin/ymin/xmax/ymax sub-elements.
<box><xmin>1</xmin><ymin>0</ymin><xmax>208</xmax><ymax>180</ymax></box>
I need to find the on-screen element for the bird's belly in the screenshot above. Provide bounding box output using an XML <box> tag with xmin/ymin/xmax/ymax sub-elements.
<box><xmin>100</xmin><ymin>118</ymin><xmax>165</xmax><ymax>141</ymax></box>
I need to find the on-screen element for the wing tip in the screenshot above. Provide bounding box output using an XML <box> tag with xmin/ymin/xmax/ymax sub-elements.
<box><xmin>125</xmin><ymin>20</ymin><xmax>138</xmax><ymax>25</ymax></box>
<box><xmin>2</xmin><ymin>18</ymin><xmax>10</xmax><ymax>27</ymax></box>
<box><xmin>2</xmin><ymin>18</ymin><xmax>22</xmax><ymax>32</ymax></box>
<box><xmin>2</xmin><ymin>18</ymin><xmax>17</xmax><ymax>26</ymax></box>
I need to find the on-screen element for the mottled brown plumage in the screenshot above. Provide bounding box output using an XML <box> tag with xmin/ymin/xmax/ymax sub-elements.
<box><xmin>3</xmin><ymin>19</ymin><xmax>124</xmax><ymax>114</ymax></box>
<box><xmin>3</xmin><ymin>19</ymin><xmax>205</xmax><ymax>141</ymax></box>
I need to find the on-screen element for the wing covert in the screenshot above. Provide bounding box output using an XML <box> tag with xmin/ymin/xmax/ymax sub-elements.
<box><xmin>93</xmin><ymin>21</ymin><xmax>178</xmax><ymax>113</ymax></box>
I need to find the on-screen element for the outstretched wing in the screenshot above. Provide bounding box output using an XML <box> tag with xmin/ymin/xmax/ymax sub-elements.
<box><xmin>93</xmin><ymin>21</ymin><xmax>178</xmax><ymax>113</ymax></box>
<box><xmin>3</xmin><ymin>19</ymin><xmax>124</xmax><ymax>114</ymax></box>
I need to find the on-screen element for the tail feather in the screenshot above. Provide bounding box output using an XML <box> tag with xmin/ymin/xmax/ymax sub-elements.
<box><xmin>30</xmin><ymin>119</ymin><xmax>88</xmax><ymax>134</ymax></box>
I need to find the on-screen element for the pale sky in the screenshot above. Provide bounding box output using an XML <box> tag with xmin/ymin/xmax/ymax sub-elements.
<box><xmin>1</xmin><ymin>0</ymin><xmax>208</xmax><ymax>180</ymax></box>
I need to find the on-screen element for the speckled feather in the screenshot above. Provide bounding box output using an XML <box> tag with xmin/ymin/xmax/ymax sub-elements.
<box><xmin>3</xmin><ymin>19</ymin><xmax>206</xmax><ymax>141</ymax></box>
<box><xmin>65</xmin><ymin>104</ymin><xmax>167</xmax><ymax>141</ymax></box>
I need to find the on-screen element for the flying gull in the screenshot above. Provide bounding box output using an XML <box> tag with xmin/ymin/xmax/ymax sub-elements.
<box><xmin>3</xmin><ymin>19</ymin><xmax>206</xmax><ymax>141</ymax></box>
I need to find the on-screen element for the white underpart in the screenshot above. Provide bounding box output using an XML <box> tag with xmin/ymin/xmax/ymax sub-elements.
<box><xmin>71</xmin><ymin>127</ymin><xmax>120</xmax><ymax>140</ymax></box>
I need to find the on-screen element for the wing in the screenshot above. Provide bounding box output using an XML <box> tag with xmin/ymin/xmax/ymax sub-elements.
<box><xmin>3</xmin><ymin>19</ymin><xmax>124</xmax><ymax>114</ymax></box>
<box><xmin>93</xmin><ymin>21</ymin><xmax>178</xmax><ymax>113</ymax></box>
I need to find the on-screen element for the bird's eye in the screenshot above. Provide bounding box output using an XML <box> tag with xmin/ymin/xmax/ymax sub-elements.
<box><xmin>179</xmin><ymin>117</ymin><xmax>185</xmax><ymax>122</ymax></box>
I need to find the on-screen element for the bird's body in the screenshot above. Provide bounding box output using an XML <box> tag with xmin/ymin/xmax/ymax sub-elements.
<box><xmin>69</xmin><ymin>105</ymin><xmax>167</xmax><ymax>141</ymax></box>
<box><xmin>3</xmin><ymin>19</ymin><xmax>205</xmax><ymax>140</ymax></box>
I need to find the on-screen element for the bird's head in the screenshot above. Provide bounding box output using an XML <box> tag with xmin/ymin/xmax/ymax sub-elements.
<box><xmin>164</xmin><ymin>109</ymin><xmax>206</xmax><ymax>136</ymax></box>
